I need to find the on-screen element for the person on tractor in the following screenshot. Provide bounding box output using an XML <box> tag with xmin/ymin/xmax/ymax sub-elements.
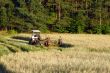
<box><xmin>58</xmin><ymin>36</ymin><xmax>63</xmax><ymax>47</ymax></box>
<box><xmin>29</xmin><ymin>30</ymin><xmax>41</xmax><ymax>45</ymax></box>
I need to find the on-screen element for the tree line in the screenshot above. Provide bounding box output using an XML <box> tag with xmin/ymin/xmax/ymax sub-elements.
<box><xmin>0</xmin><ymin>0</ymin><xmax>110</xmax><ymax>34</ymax></box>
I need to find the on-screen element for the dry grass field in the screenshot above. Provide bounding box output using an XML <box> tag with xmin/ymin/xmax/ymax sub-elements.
<box><xmin>0</xmin><ymin>32</ymin><xmax>110</xmax><ymax>73</ymax></box>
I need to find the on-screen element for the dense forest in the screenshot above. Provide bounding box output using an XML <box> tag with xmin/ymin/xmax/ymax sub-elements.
<box><xmin>0</xmin><ymin>0</ymin><xmax>110</xmax><ymax>34</ymax></box>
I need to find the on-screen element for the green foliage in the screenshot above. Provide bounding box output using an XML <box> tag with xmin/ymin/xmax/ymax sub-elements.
<box><xmin>47</xmin><ymin>12</ymin><xmax>57</xmax><ymax>24</ymax></box>
<box><xmin>0</xmin><ymin>0</ymin><xmax>110</xmax><ymax>34</ymax></box>
<box><xmin>7</xmin><ymin>30</ymin><xmax>18</xmax><ymax>34</ymax></box>
<box><xmin>0</xmin><ymin>7</ymin><xmax>7</xmax><ymax>29</ymax></box>
<box><xmin>77</xmin><ymin>12</ymin><xmax>87</xmax><ymax>33</ymax></box>
<box><xmin>70</xmin><ymin>12</ymin><xmax>86</xmax><ymax>33</ymax></box>
<box><xmin>93</xmin><ymin>24</ymin><xmax>102</xmax><ymax>34</ymax></box>
<box><xmin>102</xmin><ymin>24</ymin><xmax>110</xmax><ymax>34</ymax></box>
<box><xmin>0</xmin><ymin>45</ymin><xmax>10</xmax><ymax>56</ymax></box>
<box><xmin>54</xmin><ymin>17</ymin><xmax>71</xmax><ymax>33</ymax></box>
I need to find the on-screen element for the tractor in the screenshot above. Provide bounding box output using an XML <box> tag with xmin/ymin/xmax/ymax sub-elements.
<box><xmin>29</xmin><ymin>30</ymin><xmax>41</xmax><ymax>45</ymax></box>
<box><xmin>29</xmin><ymin>30</ymin><xmax>63</xmax><ymax>47</ymax></box>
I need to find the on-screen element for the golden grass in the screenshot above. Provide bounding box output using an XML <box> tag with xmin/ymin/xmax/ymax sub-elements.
<box><xmin>1</xmin><ymin>51</ymin><xmax>110</xmax><ymax>73</ymax></box>
<box><xmin>0</xmin><ymin>33</ymin><xmax>110</xmax><ymax>73</ymax></box>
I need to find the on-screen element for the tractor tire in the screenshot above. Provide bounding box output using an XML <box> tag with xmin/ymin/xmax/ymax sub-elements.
<box><xmin>29</xmin><ymin>39</ymin><xmax>32</xmax><ymax>44</ymax></box>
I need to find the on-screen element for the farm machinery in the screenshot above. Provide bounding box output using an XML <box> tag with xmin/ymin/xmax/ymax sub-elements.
<box><xmin>29</xmin><ymin>30</ymin><xmax>63</xmax><ymax>47</ymax></box>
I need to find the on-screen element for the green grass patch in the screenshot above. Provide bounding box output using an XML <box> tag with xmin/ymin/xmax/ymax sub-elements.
<box><xmin>0</xmin><ymin>45</ymin><xmax>10</xmax><ymax>56</ymax></box>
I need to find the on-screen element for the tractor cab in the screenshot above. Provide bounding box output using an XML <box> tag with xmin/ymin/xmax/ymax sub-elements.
<box><xmin>29</xmin><ymin>30</ymin><xmax>41</xmax><ymax>45</ymax></box>
<box><xmin>32</xmin><ymin>30</ymin><xmax>40</xmax><ymax>38</ymax></box>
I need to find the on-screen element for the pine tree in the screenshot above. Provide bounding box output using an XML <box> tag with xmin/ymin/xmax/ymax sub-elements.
<box><xmin>0</xmin><ymin>7</ymin><xmax>7</xmax><ymax>30</ymax></box>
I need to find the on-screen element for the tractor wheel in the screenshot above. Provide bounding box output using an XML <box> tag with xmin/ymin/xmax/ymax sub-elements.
<box><xmin>29</xmin><ymin>39</ymin><xmax>32</xmax><ymax>44</ymax></box>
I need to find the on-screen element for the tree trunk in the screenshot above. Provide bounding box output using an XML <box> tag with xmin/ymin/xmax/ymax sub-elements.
<box><xmin>76</xmin><ymin>1</ymin><xmax>78</xmax><ymax>11</ymax></box>
<box><xmin>58</xmin><ymin>3</ymin><xmax>61</xmax><ymax>21</ymax></box>
<box><xmin>99</xmin><ymin>1</ymin><xmax>102</xmax><ymax>34</ymax></box>
<box><xmin>56</xmin><ymin>1</ymin><xmax>61</xmax><ymax>21</ymax></box>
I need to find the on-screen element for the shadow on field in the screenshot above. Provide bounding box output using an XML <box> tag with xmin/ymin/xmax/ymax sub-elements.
<box><xmin>59</xmin><ymin>43</ymin><xmax>74</xmax><ymax>48</ymax></box>
<box><xmin>0</xmin><ymin>64</ymin><xmax>12</xmax><ymax>73</ymax></box>
<box><xmin>12</xmin><ymin>36</ymin><xmax>30</xmax><ymax>41</ymax></box>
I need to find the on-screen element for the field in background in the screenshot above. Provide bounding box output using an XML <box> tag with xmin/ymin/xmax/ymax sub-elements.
<box><xmin>0</xmin><ymin>32</ymin><xmax>110</xmax><ymax>73</ymax></box>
